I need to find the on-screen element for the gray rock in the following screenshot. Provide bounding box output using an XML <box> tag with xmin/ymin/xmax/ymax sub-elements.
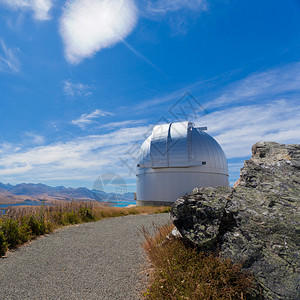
<box><xmin>171</xmin><ymin>142</ymin><xmax>300</xmax><ymax>299</ymax></box>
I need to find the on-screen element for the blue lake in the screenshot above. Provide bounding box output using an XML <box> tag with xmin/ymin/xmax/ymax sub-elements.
<box><xmin>0</xmin><ymin>200</ymin><xmax>51</xmax><ymax>215</ymax></box>
<box><xmin>108</xmin><ymin>201</ymin><xmax>136</xmax><ymax>207</ymax></box>
<box><xmin>0</xmin><ymin>200</ymin><xmax>45</xmax><ymax>209</ymax></box>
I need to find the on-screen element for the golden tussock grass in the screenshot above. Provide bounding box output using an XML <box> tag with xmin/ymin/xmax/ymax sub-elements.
<box><xmin>142</xmin><ymin>223</ymin><xmax>255</xmax><ymax>300</ymax></box>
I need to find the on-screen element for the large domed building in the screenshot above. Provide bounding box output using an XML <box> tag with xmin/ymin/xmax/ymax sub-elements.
<box><xmin>136</xmin><ymin>121</ymin><xmax>229</xmax><ymax>206</ymax></box>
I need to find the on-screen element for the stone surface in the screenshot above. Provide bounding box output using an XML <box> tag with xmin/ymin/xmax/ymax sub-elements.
<box><xmin>171</xmin><ymin>142</ymin><xmax>300</xmax><ymax>299</ymax></box>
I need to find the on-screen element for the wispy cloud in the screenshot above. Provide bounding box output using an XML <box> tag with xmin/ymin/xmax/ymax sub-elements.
<box><xmin>60</xmin><ymin>0</ymin><xmax>138</xmax><ymax>64</ymax></box>
<box><xmin>122</xmin><ymin>40</ymin><xmax>166</xmax><ymax>75</ymax></box>
<box><xmin>132</xmin><ymin>61</ymin><xmax>300</xmax><ymax>114</ymax></box>
<box><xmin>0</xmin><ymin>40</ymin><xmax>20</xmax><ymax>73</ymax></box>
<box><xmin>98</xmin><ymin>119</ymin><xmax>147</xmax><ymax>129</ymax></box>
<box><xmin>24</xmin><ymin>132</ymin><xmax>45</xmax><ymax>145</ymax></box>
<box><xmin>0</xmin><ymin>143</ymin><xmax>21</xmax><ymax>155</ymax></box>
<box><xmin>209</xmin><ymin>62</ymin><xmax>300</xmax><ymax>109</ymax></box>
<box><xmin>0</xmin><ymin>125</ymin><xmax>149</xmax><ymax>182</ymax></box>
<box><xmin>142</xmin><ymin>0</ymin><xmax>208</xmax><ymax>34</ymax></box>
<box><xmin>144</xmin><ymin>0</ymin><xmax>208</xmax><ymax>15</ymax></box>
<box><xmin>0</xmin><ymin>0</ymin><xmax>54</xmax><ymax>21</ymax></box>
<box><xmin>196</xmin><ymin>99</ymin><xmax>300</xmax><ymax>159</ymax></box>
<box><xmin>63</xmin><ymin>80</ymin><xmax>92</xmax><ymax>97</ymax></box>
<box><xmin>72</xmin><ymin>109</ymin><xmax>113</xmax><ymax>129</ymax></box>
<box><xmin>131</xmin><ymin>76</ymin><xmax>216</xmax><ymax>112</ymax></box>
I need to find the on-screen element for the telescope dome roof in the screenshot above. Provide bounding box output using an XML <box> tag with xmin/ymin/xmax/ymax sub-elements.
<box><xmin>137</xmin><ymin>121</ymin><xmax>228</xmax><ymax>175</ymax></box>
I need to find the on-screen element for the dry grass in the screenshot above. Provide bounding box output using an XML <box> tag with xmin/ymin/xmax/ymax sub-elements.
<box><xmin>142</xmin><ymin>223</ymin><xmax>255</xmax><ymax>300</ymax></box>
<box><xmin>0</xmin><ymin>201</ymin><xmax>171</xmax><ymax>256</ymax></box>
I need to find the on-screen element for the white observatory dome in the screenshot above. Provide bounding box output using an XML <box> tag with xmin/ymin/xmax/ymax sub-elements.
<box><xmin>136</xmin><ymin>121</ymin><xmax>229</xmax><ymax>206</ymax></box>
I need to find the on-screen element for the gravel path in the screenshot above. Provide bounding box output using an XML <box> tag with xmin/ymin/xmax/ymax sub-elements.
<box><xmin>0</xmin><ymin>213</ymin><xmax>170</xmax><ymax>300</ymax></box>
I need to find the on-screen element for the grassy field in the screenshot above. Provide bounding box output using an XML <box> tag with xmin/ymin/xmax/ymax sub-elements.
<box><xmin>0</xmin><ymin>201</ymin><xmax>170</xmax><ymax>257</ymax></box>
<box><xmin>142</xmin><ymin>223</ymin><xmax>255</xmax><ymax>300</ymax></box>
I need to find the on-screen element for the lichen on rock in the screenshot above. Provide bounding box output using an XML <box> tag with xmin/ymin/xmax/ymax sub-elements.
<box><xmin>171</xmin><ymin>141</ymin><xmax>300</xmax><ymax>299</ymax></box>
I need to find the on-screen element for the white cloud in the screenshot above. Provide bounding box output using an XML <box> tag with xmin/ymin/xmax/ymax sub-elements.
<box><xmin>145</xmin><ymin>0</ymin><xmax>208</xmax><ymax>14</ymax></box>
<box><xmin>196</xmin><ymin>99</ymin><xmax>300</xmax><ymax>159</ymax></box>
<box><xmin>0</xmin><ymin>143</ymin><xmax>21</xmax><ymax>155</ymax></box>
<box><xmin>122</xmin><ymin>40</ymin><xmax>165</xmax><ymax>75</ymax></box>
<box><xmin>209</xmin><ymin>62</ymin><xmax>300</xmax><ymax>109</ymax></box>
<box><xmin>0</xmin><ymin>0</ymin><xmax>53</xmax><ymax>21</ymax></box>
<box><xmin>142</xmin><ymin>0</ymin><xmax>208</xmax><ymax>35</ymax></box>
<box><xmin>98</xmin><ymin>120</ymin><xmax>147</xmax><ymax>129</ymax></box>
<box><xmin>63</xmin><ymin>80</ymin><xmax>92</xmax><ymax>97</ymax></box>
<box><xmin>60</xmin><ymin>0</ymin><xmax>138</xmax><ymax>64</ymax></box>
<box><xmin>72</xmin><ymin>109</ymin><xmax>113</xmax><ymax>129</ymax></box>
<box><xmin>25</xmin><ymin>132</ymin><xmax>45</xmax><ymax>145</ymax></box>
<box><xmin>0</xmin><ymin>125</ymin><xmax>149</xmax><ymax>182</ymax></box>
<box><xmin>0</xmin><ymin>40</ymin><xmax>20</xmax><ymax>73</ymax></box>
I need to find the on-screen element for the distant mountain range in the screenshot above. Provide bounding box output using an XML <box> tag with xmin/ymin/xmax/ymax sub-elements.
<box><xmin>0</xmin><ymin>182</ymin><xmax>135</xmax><ymax>204</ymax></box>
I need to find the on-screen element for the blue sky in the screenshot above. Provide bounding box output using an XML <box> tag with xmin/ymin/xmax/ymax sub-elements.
<box><xmin>0</xmin><ymin>0</ymin><xmax>300</xmax><ymax>192</ymax></box>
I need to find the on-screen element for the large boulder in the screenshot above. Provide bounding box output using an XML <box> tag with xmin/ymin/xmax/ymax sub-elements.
<box><xmin>171</xmin><ymin>142</ymin><xmax>300</xmax><ymax>299</ymax></box>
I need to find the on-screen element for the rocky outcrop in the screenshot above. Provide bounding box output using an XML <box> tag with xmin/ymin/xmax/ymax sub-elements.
<box><xmin>171</xmin><ymin>142</ymin><xmax>300</xmax><ymax>299</ymax></box>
